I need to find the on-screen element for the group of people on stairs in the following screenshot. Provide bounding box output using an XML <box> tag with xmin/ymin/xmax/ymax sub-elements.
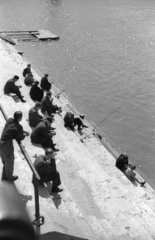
<box><xmin>0</xmin><ymin>64</ymin><xmax>88</xmax><ymax>193</ymax></box>
<box><xmin>1</xmin><ymin>63</ymin><xmax>144</xmax><ymax>192</ymax></box>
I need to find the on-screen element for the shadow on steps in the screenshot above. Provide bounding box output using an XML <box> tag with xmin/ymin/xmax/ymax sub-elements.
<box><xmin>40</xmin><ymin>231</ymin><xmax>90</xmax><ymax>240</ymax></box>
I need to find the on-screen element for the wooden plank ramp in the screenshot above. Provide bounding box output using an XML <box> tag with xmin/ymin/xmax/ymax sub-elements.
<box><xmin>0</xmin><ymin>30</ymin><xmax>59</xmax><ymax>42</ymax></box>
<box><xmin>36</xmin><ymin>29</ymin><xmax>59</xmax><ymax>40</ymax></box>
<box><xmin>0</xmin><ymin>33</ymin><xmax>16</xmax><ymax>45</ymax></box>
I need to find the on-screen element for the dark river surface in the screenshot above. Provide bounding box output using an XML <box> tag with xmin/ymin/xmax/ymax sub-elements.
<box><xmin>1</xmin><ymin>0</ymin><xmax>155</xmax><ymax>185</ymax></box>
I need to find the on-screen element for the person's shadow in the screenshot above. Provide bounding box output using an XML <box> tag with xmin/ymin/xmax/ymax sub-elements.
<box><xmin>19</xmin><ymin>194</ymin><xmax>33</xmax><ymax>208</ymax></box>
<box><xmin>38</xmin><ymin>181</ymin><xmax>62</xmax><ymax>209</ymax></box>
<box><xmin>46</xmin><ymin>181</ymin><xmax>62</xmax><ymax>209</ymax></box>
<box><xmin>4</xmin><ymin>93</ymin><xmax>20</xmax><ymax>103</ymax></box>
<box><xmin>40</xmin><ymin>231</ymin><xmax>89</xmax><ymax>240</ymax></box>
<box><xmin>50</xmin><ymin>192</ymin><xmax>62</xmax><ymax>209</ymax></box>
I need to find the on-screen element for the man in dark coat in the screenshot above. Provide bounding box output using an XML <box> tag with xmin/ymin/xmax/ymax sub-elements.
<box><xmin>23</xmin><ymin>64</ymin><xmax>32</xmax><ymax>77</ymax></box>
<box><xmin>41</xmin><ymin>91</ymin><xmax>62</xmax><ymax>116</ymax></box>
<box><xmin>0</xmin><ymin>111</ymin><xmax>29</xmax><ymax>181</ymax></box>
<box><xmin>33</xmin><ymin>148</ymin><xmax>63</xmax><ymax>192</ymax></box>
<box><xmin>115</xmin><ymin>154</ymin><xmax>129</xmax><ymax>172</ymax></box>
<box><xmin>4</xmin><ymin>75</ymin><xmax>26</xmax><ymax>103</ymax></box>
<box><xmin>29</xmin><ymin>81</ymin><xmax>44</xmax><ymax>102</ymax></box>
<box><xmin>28</xmin><ymin>102</ymin><xmax>43</xmax><ymax>128</ymax></box>
<box><xmin>24</xmin><ymin>73</ymin><xmax>34</xmax><ymax>86</ymax></box>
<box><xmin>30</xmin><ymin>116</ymin><xmax>59</xmax><ymax>151</ymax></box>
<box><xmin>40</xmin><ymin>74</ymin><xmax>51</xmax><ymax>91</ymax></box>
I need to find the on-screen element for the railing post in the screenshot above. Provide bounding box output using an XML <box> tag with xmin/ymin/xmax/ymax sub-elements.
<box><xmin>32</xmin><ymin>175</ymin><xmax>43</xmax><ymax>237</ymax></box>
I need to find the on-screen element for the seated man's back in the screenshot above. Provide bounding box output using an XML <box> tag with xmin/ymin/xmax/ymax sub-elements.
<box><xmin>24</xmin><ymin>73</ymin><xmax>34</xmax><ymax>86</ymax></box>
<box><xmin>29</xmin><ymin>81</ymin><xmax>43</xmax><ymax>102</ymax></box>
<box><xmin>40</xmin><ymin>74</ymin><xmax>51</xmax><ymax>91</ymax></box>
<box><xmin>31</xmin><ymin>121</ymin><xmax>47</xmax><ymax>139</ymax></box>
<box><xmin>28</xmin><ymin>105</ymin><xmax>43</xmax><ymax>128</ymax></box>
<box><xmin>4</xmin><ymin>79</ymin><xmax>16</xmax><ymax>94</ymax></box>
<box><xmin>41</xmin><ymin>95</ymin><xmax>55</xmax><ymax>116</ymax></box>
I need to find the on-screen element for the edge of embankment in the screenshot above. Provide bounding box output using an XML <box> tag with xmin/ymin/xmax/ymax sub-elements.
<box><xmin>1</xmin><ymin>38</ymin><xmax>155</xmax><ymax>191</ymax></box>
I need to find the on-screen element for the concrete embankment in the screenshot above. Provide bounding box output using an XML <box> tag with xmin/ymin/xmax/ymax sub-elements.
<box><xmin>0</xmin><ymin>39</ymin><xmax>155</xmax><ymax>240</ymax></box>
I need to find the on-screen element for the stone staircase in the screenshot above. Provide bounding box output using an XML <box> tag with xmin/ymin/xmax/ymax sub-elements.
<box><xmin>0</xmin><ymin>40</ymin><xmax>155</xmax><ymax>240</ymax></box>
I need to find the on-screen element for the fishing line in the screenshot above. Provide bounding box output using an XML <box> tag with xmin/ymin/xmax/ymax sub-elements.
<box><xmin>55</xmin><ymin>89</ymin><xmax>65</xmax><ymax>99</ymax></box>
<box><xmin>80</xmin><ymin>104</ymin><xmax>124</xmax><ymax>142</ymax></box>
<box><xmin>100</xmin><ymin>118</ymin><xmax>124</xmax><ymax>130</ymax></box>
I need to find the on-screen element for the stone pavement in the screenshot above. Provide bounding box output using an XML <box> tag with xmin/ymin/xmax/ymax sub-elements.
<box><xmin>0</xmin><ymin>39</ymin><xmax>155</xmax><ymax>240</ymax></box>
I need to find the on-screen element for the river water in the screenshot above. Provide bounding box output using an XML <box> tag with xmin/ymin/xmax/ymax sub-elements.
<box><xmin>0</xmin><ymin>0</ymin><xmax>155</xmax><ymax>184</ymax></box>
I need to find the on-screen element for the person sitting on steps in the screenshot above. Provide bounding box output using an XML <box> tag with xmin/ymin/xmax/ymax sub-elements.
<box><xmin>24</xmin><ymin>73</ymin><xmax>35</xmax><ymax>86</ymax></box>
<box><xmin>23</xmin><ymin>64</ymin><xmax>32</xmax><ymax>77</ymax></box>
<box><xmin>115</xmin><ymin>153</ymin><xmax>129</xmax><ymax>172</ymax></box>
<box><xmin>4</xmin><ymin>75</ymin><xmax>26</xmax><ymax>103</ymax></box>
<box><xmin>116</xmin><ymin>153</ymin><xmax>146</xmax><ymax>187</ymax></box>
<box><xmin>41</xmin><ymin>91</ymin><xmax>62</xmax><ymax>116</ymax></box>
<box><xmin>40</xmin><ymin>74</ymin><xmax>51</xmax><ymax>91</ymax></box>
<box><xmin>28</xmin><ymin>102</ymin><xmax>43</xmax><ymax>128</ymax></box>
<box><xmin>33</xmin><ymin>148</ymin><xmax>63</xmax><ymax>193</ymax></box>
<box><xmin>124</xmin><ymin>164</ymin><xmax>146</xmax><ymax>187</ymax></box>
<box><xmin>30</xmin><ymin>116</ymin><xmax>59</xmax><ymax>152</ymax></box>
<box><xmin>29</xmin><ymin>81</ymin><xmax>44</xmax><ymax>102</ymax></box>
<box><xmin>64</xmin><ymin>112</ymin><xmax>88</xmax><ymax>131</ymax></box>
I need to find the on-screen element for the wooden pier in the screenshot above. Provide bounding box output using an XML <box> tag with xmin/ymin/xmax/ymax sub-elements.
<box><xmin>0</xmin><ymin>30</ymin><xmax>59</xmax><ymax>44</ymax></box>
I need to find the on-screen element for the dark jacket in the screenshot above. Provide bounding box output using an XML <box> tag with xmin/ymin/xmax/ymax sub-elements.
<box><xmin>34</xmin><ymin>155</ymin><xmax>56</xmax><ymax>178</ymax></box>
<box><xmin>31</xmin><ymin>121</ymin><xmax>51</xmax><ymax>140</ymax></box>
<box><xmin>4</xmin><ymin>79</ymin><xmax>18</xmax><ymax>94</ymax></box>
<box><xmin>115</xmin><ymin>154</ymin><xmax>129</xmax><ymax>171</ymax></box>
<box><xmin>1</xmin><ymin>118</ymin><xmax>25</xmax><ymax>143</ymax></box>
<box><xmin>29</xmin><ymin>85</ymin><xmax>44</xmax><ymax>102</ymax></box>
<box><xmin>28</xmin><ymin>107</ymin><xmax>43</xmax><ymax>128</ymax></box>
<box><xmin>23</xmin><ymin>67</ymin><xmax>31</xmax><ymax>77</ymax></box>
<box><xmin>64</xmin><ymin>112</ymin><xmax>74</xmax><ymax>128</ymax></box>
<box><xmin>40</xmin><ymin>77</ymin><xmax>51</xmax><ymax>91</ymax></box>
<box><xmin>24</xmin><ymin>74</ymin><xmax>34</xmax><ymax>86</ymax></box>
<box><xmin>41</xmin><ymin>96</ymin><xmax>55</xmax><ymax>115</ymax></box>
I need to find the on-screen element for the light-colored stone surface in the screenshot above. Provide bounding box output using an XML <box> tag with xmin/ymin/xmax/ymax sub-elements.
<box><xmin>0</xmin><ymin>39</ymin><xmax>155</xmax><ymax>240</ymax></box>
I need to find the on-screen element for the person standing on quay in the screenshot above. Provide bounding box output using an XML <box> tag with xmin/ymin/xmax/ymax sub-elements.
<box><xmin>0</xmin><ymin>111</ymin><xmax>29</xmax><ymax>182</ymax></box>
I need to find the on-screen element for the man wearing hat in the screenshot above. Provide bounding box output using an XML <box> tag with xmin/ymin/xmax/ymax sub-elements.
<box><xmin>28</xmin><ymin>102</ymin><xmax>43</xmax><ymax>128</ymax></box>
<box><xmin>40</xmin><ymin>74</ymin><xmax>51</xmax><ymax>91</ymax></box>
<box><xmin>0</xmin><ymin>111</ymin><xmax>29</xmax><ymax>181</ymax></box>
<box><xmin>41</xmin><ymin>91</ymin><xmax>62</xmax><ymax>116</ymax></box>
<box><xmin>33</xmin><ymin>148</ymin><xmax>63</xmax><ymax>193</ymax></box>
<box><xmin>30</xmin><ymin>116</ymin><xmax>59</xmax><ymax>151</ymax></box>
<box><xmin>23</xmin><ymin>64</ymin><xmax>32</xmax><ymax>77</ymax></box>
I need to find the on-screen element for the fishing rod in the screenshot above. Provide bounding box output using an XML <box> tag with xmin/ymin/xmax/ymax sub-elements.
<box><xmin>80</xmin><ymin>104</ymin><xmax>124</xmax><ymax>142</ymax></box>
<box><xmin>55</xmin><ymin>89</ymin><xmax>65</xmax><ymax>99</ymax></box>
<box><xmin>51</xmin><ymin>79</ymin><xmax>57</xmax><ymax>85</ymax></box>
